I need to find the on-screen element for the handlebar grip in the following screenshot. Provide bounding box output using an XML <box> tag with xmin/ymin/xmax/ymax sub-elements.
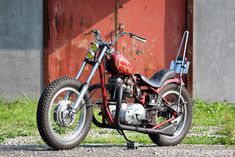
<box><xmin>129</xmin><ymin>33</ymin><xmax>147</xmax><ymax>43</ymax></box>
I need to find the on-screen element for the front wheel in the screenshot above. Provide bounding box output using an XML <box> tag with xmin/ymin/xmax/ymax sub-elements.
<box><xmin>37</xmin><ymin>77</ymin><xmax>93</xmax><ymax>150</ymax></box>
<box><xmin>148</xmin><ymin>84</ymin><xmax>192</xmax><ymax>146</ymax></box>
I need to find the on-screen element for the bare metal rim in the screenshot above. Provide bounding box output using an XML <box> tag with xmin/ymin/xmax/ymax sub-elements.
<box><xmin>48</xmin><ymin>87</ymin><xmax>86</xmax><ymax>142</ymax></box>
<box><xmin>161</xmin><ymin>90</ymin><xmax>187</xmax><ymax>139</ymax></box>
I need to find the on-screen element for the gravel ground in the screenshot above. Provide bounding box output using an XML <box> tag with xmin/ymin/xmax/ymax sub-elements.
<box><xmin>0</xmin><ymin>129</ymin><xmax>234</xmax><ymax>157</ymax></box>
<box><xmin>0</xmin><ymin>136</ymin><xmax>235</xmax><ymax>157</ymax></box>
<box><xmin>0</xmin><ymin>144</ymin><xmax>234</xmax><ymax>157</ymax></box>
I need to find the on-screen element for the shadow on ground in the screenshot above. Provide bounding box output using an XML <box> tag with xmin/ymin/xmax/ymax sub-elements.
<box><xmin>0</xmin><ymin>144</ymin><xmax>158</xmax><ymax>151</ymax></box>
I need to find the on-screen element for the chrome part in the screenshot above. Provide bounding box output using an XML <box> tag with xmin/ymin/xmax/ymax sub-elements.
<box><xmin>148</xmin><ymin>94</ymin><xmax>158</xmax><ymax>106</ymax></box>
<box><xmin>73</xmin><ymin>84</ymin><xmax>89</xmax><ymax>111</ymax></box>
<box><xmin>109</xmin><ymin>77</ymin><xmax>134</xmax><ymax>98</ymax></box>
<box><xmin>54</xmin><ymin>100</ymin><xmax>75</xmax><ymax>127</ymax></box>
<box><xmin>171</xmin><ymin>116</ymin><xmax>182</xmax><ymax>124</ymax></box>
<box><xmin>123</xmin><ymin>79</ymin><xmax>134</xmax><ymax>98</ymax></box>
<box><xmin>84</xmin><ymin>29</ymin><xmax>101</xmax><ymax>41</ymax></box>
<box><xmin>109</xmin><ymin>103</ymin><xmax>146</xmax><ymax>126</ymax></box>
<box><xmin>97</xmin><ymin>46</ymin><xmax>108</xmax><ymax>62</ymax></box>
<box><xmin>108</xmin><ymin>77</ymin><xmax>123</xmax><ymax>99</ymax></box>
<box><xmin>161</xmin><ymin>90</ymin><xmax>187</xmax><ymax>138</ymax></box>
<box><xmin>108</xmin><ymin>77</ymin><xmax>123</xmax><ymax>85</ymax></box>
<box><xmin>75</xmin><ymin>61</ymin><xmax>86</xmax><ymax>80</ymax></box>
<box><xmin>177</xmin><ymin>31</ymin><xmax>189</xmax><ymax>112</ymax></box>
<box><xmin>87</xmin><ymin>63</ymin><xmax>99</xmax><ymax>83</ymax></box>
<box><xmin>73</xmin><ymin>46</ymin><xmax>108</xmax><ymax>111</ymax></box>
<box><xmin>111</xmin><ymin>32</ymin><xmax>130</xmax><ymax>46</ymax></box>
<box><xmin>135</xmin><ymin>86</ymin><xmax>142</xmax><ymax>97</ymax></box>
<box><xmin>175</xmin><ymin>31</ymin><xmax>189</xmax><ymax>67</ymax></box>
<box><xmin>130</xmin><ymin>35</ymin><xmax>146</xmax><ymax>43</ymax></box>
<box><xmin>87</xmin><ymin>46</ymin><xmax>107</xmax><ymax>83</ymax></box>
<box><xmin>111</xmin><ymin>32</ymin><xmax>146</xmax><ymax>46</ymax></box>
<box><xmin>48</xmin><ymin>87</ymin><xmax>86</xmax><ymax>141</ymax></box>
<box><xmin>121</xmin><ymin>103</ymin><xmax>146</xmax><ymax>125</ymax></box>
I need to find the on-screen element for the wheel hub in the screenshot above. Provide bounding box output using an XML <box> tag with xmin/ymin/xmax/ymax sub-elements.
<box><xmin>54</xmin><ymin>100</ymin><xmax>75</xmax><ymax>127</ymax></box>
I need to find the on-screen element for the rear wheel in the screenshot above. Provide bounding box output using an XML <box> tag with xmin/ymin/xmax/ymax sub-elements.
<box><xmin>148</xmin><ymin>84</ymin><xmax>192</xmax><ymax>146</ymax></box>
<box><xmin>37</xmin><ymin>77</ymin><xmax>93</xmax><ymax>150</ymax></box>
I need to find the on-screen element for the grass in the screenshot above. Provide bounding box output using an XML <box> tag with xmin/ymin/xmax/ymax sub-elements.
<box><xmin>184</xmin><ymin>100</ymin><xmax>235</xmax><ymax>145</ymax></box>
<box><xmin>84</xmin><ymin>129</ymin><xmax>152</xmax><ymax>144</ymax></box>
<box><xmin>192</xmin><ymin>100</ymin><xmax>235</xmax><ymax>126</ymax></box>
<box><xmin>0</xmin><ymin>99</ymin><xmax>38</xmax><ymax>142</ymax></box>
<box><xmin>0</xmin><ymin>99</ymin><xmax>234</xmax><ymax>145</ymax></box>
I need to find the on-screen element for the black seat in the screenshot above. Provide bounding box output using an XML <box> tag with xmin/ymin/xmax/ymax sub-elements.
<box><xmin>137</xmin><ymin>69</ymin><xmax>175</xmax><ymax>88</ymax></box>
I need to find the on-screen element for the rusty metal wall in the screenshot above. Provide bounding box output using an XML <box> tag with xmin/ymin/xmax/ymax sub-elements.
<box><xmin>116</xmin><ymin>0</ymin><xmax>186</xmax><ymax>77</ymax></box>
<box><xmin>186</xmin><ymin>0</ymin><xmax>193</xmax><ymax>93</ymax></box>
<box><xmin>44</xmin><ymin>0</ymin><xmax>118</xmax><ymax>85</ymax></box>
<box><xmin>44</xmin><ymin>0</ymin><xmax>187</xmax><ymax>86</ymax></box>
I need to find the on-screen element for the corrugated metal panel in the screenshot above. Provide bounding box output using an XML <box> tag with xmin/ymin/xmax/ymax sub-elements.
<box><xmin>44</xmin><ymin>0</ymin><xmax>188</xmax><ymax>86</ymax></box>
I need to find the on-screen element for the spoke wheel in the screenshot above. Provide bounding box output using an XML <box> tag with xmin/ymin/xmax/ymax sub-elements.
<box><xmin>37</xmin><ymin>77</ymin><xmax>93</xmax><ymax>150</ymax></box>
<box><xmin>148</xmin><ymin>84</ymin><xmax>192</xmax><ymax>146</ymax></box>
<box><xmin>49</xmin><ymin>87</ymin><xmax>86</xmax><ymax>141</ymax></box>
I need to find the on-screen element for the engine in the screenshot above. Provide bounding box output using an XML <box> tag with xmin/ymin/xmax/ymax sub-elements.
<box><xmin>109</xmin><ymin>103</ymin><xmax>146</xmax><ymax>126</ymax></box>
<box><xmin>108</xmin><ymin>77</ymin><xmax>145</xmax><ymax>126</ymax></box>
<box><xmin>108</xmin><ymin>77</ymin><xmax>141</xmax><ymax>99</ymax></box>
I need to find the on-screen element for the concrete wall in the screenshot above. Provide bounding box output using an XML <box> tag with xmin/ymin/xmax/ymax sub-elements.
<box><xmin>0</xmin><ymin>0</ymin><xmax>43</xmax><ymax>99</ymax></box>
<box><xmin>193</xmin><ymin>0</ymin><xmax>235</xmax><ymax>102</ymax></box>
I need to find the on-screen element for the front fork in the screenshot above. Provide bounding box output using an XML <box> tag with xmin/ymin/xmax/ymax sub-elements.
<box><xmin>71</xmin><ymin>46</ymin><xmax>108</xmax><ymax>111</ymax></box>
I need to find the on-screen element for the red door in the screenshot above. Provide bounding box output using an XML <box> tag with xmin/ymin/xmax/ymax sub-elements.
<box><xmin>116</xmin><ymin>0</ymin><xmax>186</xmax><ymax>77</ymax></box>
<box><xmin>44</xmin><ymin>0</ymin><xmax>187</xmax><ymax>86</ymax></box>
<box><xmin>44</xmin><ymin>0</ymin><xmax>118</xmax><ymax>85</ymax></box>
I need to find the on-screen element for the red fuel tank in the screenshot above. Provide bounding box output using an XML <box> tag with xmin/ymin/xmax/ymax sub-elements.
<box><xmin>109</xmin><ymin>53</ymin><xmax>133</xmax><ymax>76</ymax></box>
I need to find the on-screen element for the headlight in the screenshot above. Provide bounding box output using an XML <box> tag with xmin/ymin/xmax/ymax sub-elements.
<box><xmin>86</xmin><ymin>42</ymin><xmax>99</xmax><ymax>60</ymax></box>
<box><xmin>86</xmin><ymin>50</ymin><xmax>95</xmax><ymax>60</ymax></box>
<box><xmin>91</xmin><ymin>42</ymin><xmax>99</xmax><ymax>51</ymax></box>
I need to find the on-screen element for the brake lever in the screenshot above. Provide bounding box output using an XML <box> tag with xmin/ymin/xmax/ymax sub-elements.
<box><xmin>129</xmin><ymin>33</ymin><xmax>147</xmax><ymax>43</ymax></box>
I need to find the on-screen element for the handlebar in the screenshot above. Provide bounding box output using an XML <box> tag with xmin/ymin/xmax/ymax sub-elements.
<box><xmin>85</xmin><ymin>29</ymin><xmax>146</xmax><ymax>46</ymax></box>
<box><xmin>111</xmin><ymin>32</ymin><xmax>146</xmax><ymax>46</ymax></box>
<box><xmin>84</xmin><ymin>29</ymin><xmax>102</xmax><ymax>41</ymax></box>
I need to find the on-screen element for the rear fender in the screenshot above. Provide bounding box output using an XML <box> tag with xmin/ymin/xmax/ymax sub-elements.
<box><xmin>156</xmin><ymin>78</ymin><xmax>181</xmax><ymax>92</ymax></box>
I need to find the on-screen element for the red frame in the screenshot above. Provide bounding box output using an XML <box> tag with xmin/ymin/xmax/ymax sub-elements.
<box><xmin>98</xmin><ymin>61</ymin><xmax>181</xmax><ymax>128</ymax></box>
<box><xmin>98</xmin><ymin>63</ymin><xmax>114</xmax><ymax>124</ymax></box>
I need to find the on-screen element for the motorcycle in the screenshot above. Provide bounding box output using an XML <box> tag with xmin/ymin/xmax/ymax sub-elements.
<box><xmin>37</xmin><ymin>29</ymin><xmax>192</xmax><ymax>150</ymax></box>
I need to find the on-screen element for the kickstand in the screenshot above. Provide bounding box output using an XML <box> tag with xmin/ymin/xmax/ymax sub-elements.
<box><xmin>117</xmin><ymin>129</ymin><xmax>139</xmax><ymax>149</ymax></box>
